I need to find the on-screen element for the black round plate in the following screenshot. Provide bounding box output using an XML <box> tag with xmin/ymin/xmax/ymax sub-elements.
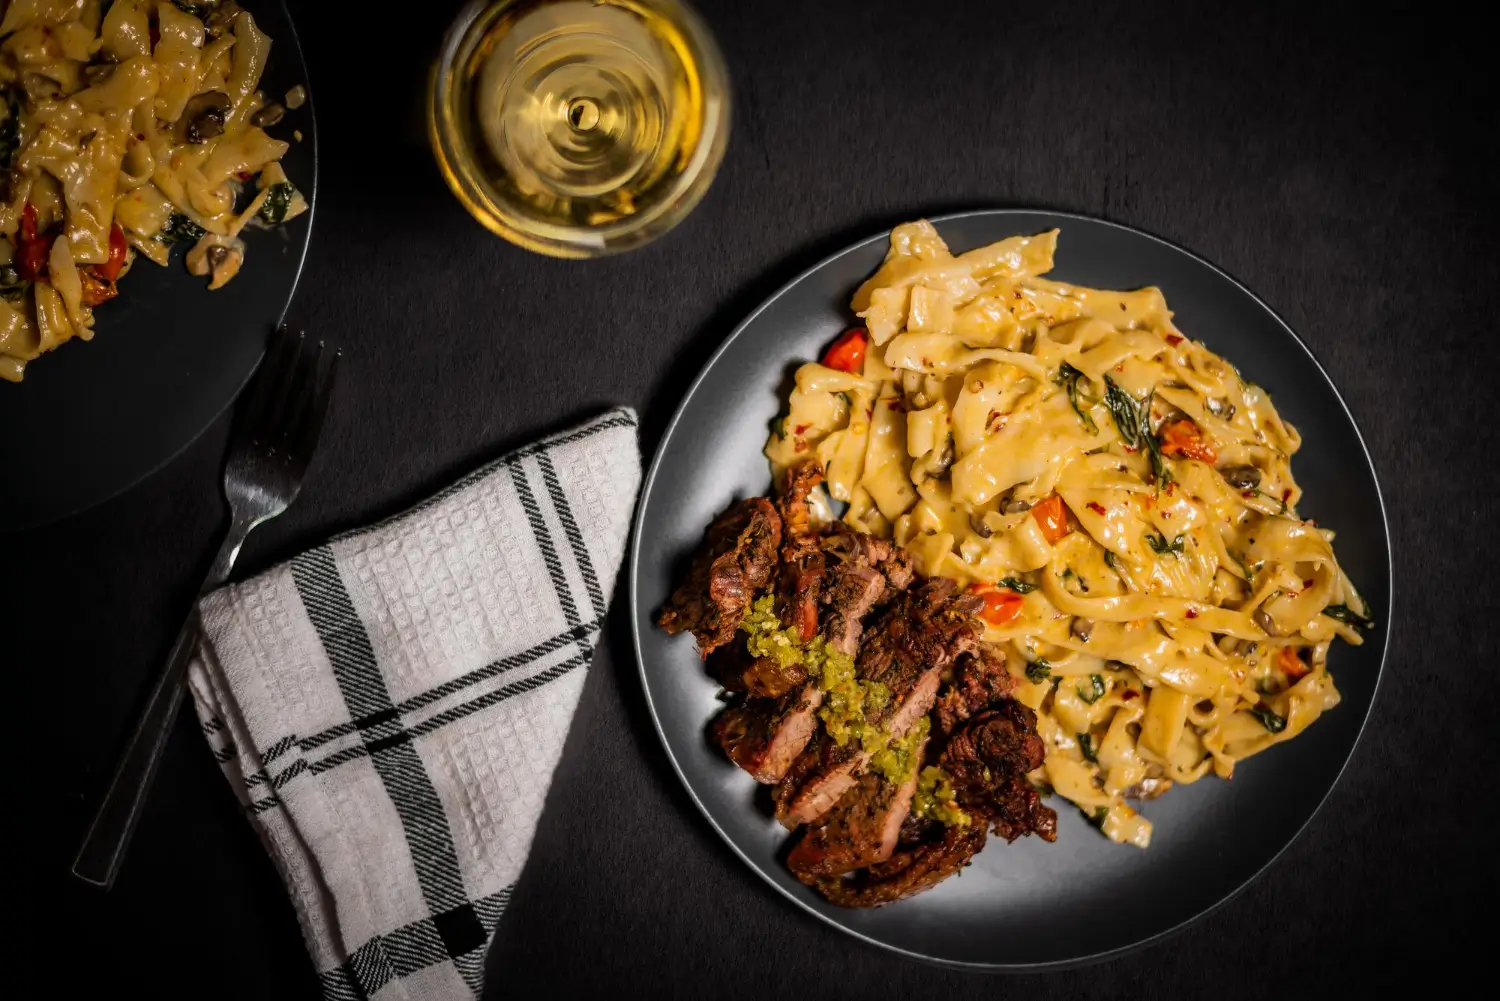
<box><xmin>0</xmin><ymin>1</ymin><xmax>316</xmax><ymax>531</ymax></box>
<box><xmin>630</xmin><ymin>210</ymin><xmax>1391</xmax><ymax>968</ymax></box>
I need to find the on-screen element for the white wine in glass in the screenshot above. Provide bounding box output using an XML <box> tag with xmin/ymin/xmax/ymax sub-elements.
<box><xmin>429</xmin><ymin>0</ymin><xmax>730</xmax><ymax>258</ymax></box>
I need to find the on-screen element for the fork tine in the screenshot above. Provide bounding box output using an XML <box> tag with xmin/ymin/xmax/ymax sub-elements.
<box><xmin>254</xmin><ymin>329</ymin><xmax>307</xmax><ymax>446</ymax></box>
<box><xmin>277</xmin><ymin>336</ymin><xmax>322</xmax><ymax>448</ymax></box>
<box><xmin>238</xmin><ymin>327</ymin><xmax>298</xmax><ymax>439</ymax></box>
<box><xmin>290</xmin><ymin>346</ymin><xmax>339</xmax><ymax>464</ymax></box>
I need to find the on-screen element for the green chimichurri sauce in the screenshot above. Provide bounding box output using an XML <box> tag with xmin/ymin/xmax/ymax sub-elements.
<box><xmin>912</xmin><ymin>765</ymin><xmax>969</xmax><ymax>827</ymax></box>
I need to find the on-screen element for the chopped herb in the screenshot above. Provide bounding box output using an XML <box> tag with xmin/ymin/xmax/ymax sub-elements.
<box><xmin>1055</xmin><ymin>362</ymin><xmax>1098</xmax><ymax>434</ymax></box>
<box><xmin>174</xmin><ymin>1</ymin><xmax>212</xmax><ymax>16</ymax></box>
<box><xmin>1090</xmin><ymin>805</ymin><xmax>1109</xmax><ymax>828</ymax></box>
<box><xmin>1024</xmin><ymin>659</ymin><xmax>1052</xmax><ymax>684</ymax></box>
<box><xmin>1322</xmin><ymin>604</ymin><xmax>1375</xmax><ymax>630</ymax></box>
<box><xmin>1103</xmin><ymin>376</ymin><xmax>1172</xmax><ymax>487</ymax></box>
<box><xmin>258</xmin><ymin>182</ymin><xmax>295</xmax><ymax>225</ymax></box>
<box><xmin>1060</xmin><ymin>567</ymin><xmax>1090</xmax><ymax>593</ymax></box>
<box><xmin>160</xmin><ymin>213</ymin><xmax>206</xmax><ymax>245</ymax></box>
<box><xmin>996</xmin><ymin>576</ymin><xmax>1036</xmax><ymax>594</ymax></box>
<box><xmin>1103</xmin><ymin>550</ymin><xmax>1119</xmax><ymax>570</ymax></box>
<box><xmin>1145</xmin><ymin>531</ymin><xmax>1187</xmax><ymax>557</ymax></box>
<box><xmin>1077</xmin><ymin>732</ymin><xmax>1099</xmax><ymax>762</ymax></box>
<box><xmin>839</xmin><ymin>391</ymin><xmax>853</xmax><ymax>407</ymax></box>
<box><xmin>1103</xmin><ymin>376</ymin><xmax>1144</xmax><ymax>449</ymax></box>
<box><xmin>1078</xmin><ymin>674</ymin><xmax>1106</xmax><ymax>704</ymax></box>
<box><xmin>1249</xmin><ymin>705</ymin><xmax>1287</xmax><ymax>733</ymax></box>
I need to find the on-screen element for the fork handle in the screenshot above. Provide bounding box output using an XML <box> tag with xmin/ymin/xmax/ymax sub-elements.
<box><xmin>71</xmin><ymin>614</ymin><xmax>199</xmax><ymax>888</ymax></box>
<box><xmin>72</xmin><ymin>520</ymin><xmax>253</xmax><ymax>889</ymax></box>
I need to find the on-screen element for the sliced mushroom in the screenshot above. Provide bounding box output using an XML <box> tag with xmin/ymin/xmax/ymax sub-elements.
<box><xmin>1001</xmin><ymin>496</ymin><xmax>1033</xmax><ymax>515</ymax></box>
<box><xmin>1220</xmin><ymin>464</ymin><xmax>1262</xmax><ymax>490</ymax></box>
<box><xmin>968</xmin><ymin>512</ymin><xmax>993</xmax><ymax>538</ymax></box>
<box><xmin>181</xmin><ymin>91</ymin><xmax>232</xmax><ymax>144</ymax></box>
<box><xmin>1071</xmin><ymin>618</ymin><xmax>1095</xmax><ymax>642</ymax></box>
<box><xmin>204</xmin><ymin>244</ymin><xmax>243</xmax><ymax>290</ymax></box>
<box><xmin>1205</xmin><ymin>396</ymin><xmax>1236</xmax><ymax>419</ymax></box>
<box><xmin>185</xmin><ymin>234</ymin><xmax>245</xmax><ymax>290</ymax></box>
<box><xmin>1253</xmin><ymin>606</ymin><xmax>1285</xmax><ymax>637</ymax></box>
<box><xmin>251</xmin><ymin>102</ymin><xmax>285</xmax><ymax>128</ymax></box>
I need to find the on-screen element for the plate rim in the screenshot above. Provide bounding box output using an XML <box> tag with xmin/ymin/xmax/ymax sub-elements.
<box><xmin>628</xmin><ymin>207</ymin><xmax>1393</xmax><ymax>971</ymax></box>
<box><xmin>0</xmin><ymin>0</ymin><xmax>319</xmax><ymax>533</ymax></box>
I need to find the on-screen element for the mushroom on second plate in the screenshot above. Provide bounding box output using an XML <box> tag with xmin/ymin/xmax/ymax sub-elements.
<box><xmin>181</xmin><ymin>91</ymin><xmax>232</xmax><ymax>144</ymax></box>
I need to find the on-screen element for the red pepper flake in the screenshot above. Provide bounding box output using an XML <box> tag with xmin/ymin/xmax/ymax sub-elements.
<box><xmin>1303</xmin><ymin>579</ymin><xmax>1315</xmax><ymax>589</ymax></box>
<box><xmin>1122</xmin><ymin>690</ymin><xmax>1140</xmax><ymax>700</ymax></box>
<box><xmin>1242</xmin><ymin>490</ymin><xmax>1257</xmax><ymax>498</ymax></box>
<box><xmin>793</xmin><ymin>439</ymin><xmax>808</xmax><ymax>453</ymax></box>
<box><xmin>1282</xmin><ymin>488</ymin><xmax>1293</xmax><ymax>502</ymax></box>
<box><xmin>1114</xmin><ymin>363</ymin><xmax>1125</xmax><ymax>372</ymax></box>
<box><xmin>1166</xmin><ymin>334</ymin><xmax>1183</xmax><ymax>346</ymax></box>
<box><xmin>793</xmin><ymin>424</ymin><xmax>810</xmax><ymax>436</ymax></box>
<box><xmin>235</xmin><ymin>170</ymin><xmax>255</xmax><ymax>182</ymax></box>
<box><xmin>1185</xmin><ymin>607</ymin><xmax>1199</xmax><ymax>619</ymax></box>
<box><xmin>1086</xmin><ymin>501</ymin><xmax>1107</xmax><ymax>515</ymax></box>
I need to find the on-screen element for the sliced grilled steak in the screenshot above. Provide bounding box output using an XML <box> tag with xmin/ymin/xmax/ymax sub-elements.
<box><xmin>934</xmin><ymin>643</ymin><xmax>1017</xmax><ymax>737</ymax></box>
<box><xmin>714</xmin><ymin>685</ymin><xmax>825</xmax><ymax>784</ymax></box>
<box><xmin>940</xmin><ymin>701</ymin><xmax>1058</xmax><ymax>843</ymax></box>
<box><xmin>804</xmin><ymin>824</ymin><xmax>988</xmax><ymax>908</ymax></box>
<box><xmin>778</xmin><ymin>580</ymin><xmax>983</xmax><ymax>826</ymax></box>
<box><xmin>787</xmin><ymin>750</ymin><xmax>923</xmax><ymax>879</ymax></box>
<box><xmin>775</xmin><ymin>462</ymin><xmax>827</xmax><ymax>643</ymax></box>
<box><xmin>657</xmin><ymin>497</ymin><xmax>782</xmax><ymax>656</ymax></box>
<box><xmin>818</xmin><ymin>562</ymin><xmax>886</xmax><ymax>655</ymax></box>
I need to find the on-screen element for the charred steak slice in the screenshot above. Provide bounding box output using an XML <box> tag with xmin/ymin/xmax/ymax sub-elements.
<box><xmin>779</xmin><ymin>580</ymin><xmax>982</xmax><ymax>826</ymax></box>
<box><xmin>787</xmin><ymin>751</ymin><xmax>924</xmax><ymax>879</ymax></box>
<box><xmin>805</xmin><ymin>825</ymin><xmax>988</xmax><ymax>908</ymax></box>
<box><xmin>657</xmin><ymin>497</ymin><xmax>781</xmax><ymax>656</ymax></box>
<box><xmin>941</xmin><ymin>701</ymin><xmax>1058</xmax><ymax>843</ymax></box>
<box><xmin>775</xmin><ymin>462</ymin><xmax>827</xmax><ymax>643</ymax></box>
<box><xmin>818</xmin><ymin>562</ymin><xmax>886</xmax><ymax>656</ymax></box>
<box><xmin>934</xmin><ymin>643</ymin><xmax>1018</xmax><ymax>738</ymax></box>
<box><xmin>713</xmin><ymin>684</ymin><xmax>825</xmax><ymax>785</ymax></box>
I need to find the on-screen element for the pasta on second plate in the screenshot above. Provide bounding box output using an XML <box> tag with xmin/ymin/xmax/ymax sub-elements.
<box><xmin>0</xmin><ymin>0</ymin><xmax>307</xmax><ymax>383</ymax></box>
<box><xmin>766</xmin><ymin>221</ymin><xmax>1371</xmax><ymax>848</ymax></box>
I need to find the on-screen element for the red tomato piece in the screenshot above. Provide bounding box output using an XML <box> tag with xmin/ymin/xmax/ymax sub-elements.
<box><xmin>820</xmin><ymin>328</ymin><xmax>868</xmax><ymax>374</ymax></box>
<box><xmin>1158</xmin><ymin>419</ymin><xmax>1217</xmax><ymax>463</ymax></box>
<box><xmin>1031</xmin><ymin>493</ymin><xmax>1071</xmax><ymax>544</ymax></box>
<box><xmin>97</xmin><ymin>223</ymin><xmax>128</xmax><ymax>281</ymax></box>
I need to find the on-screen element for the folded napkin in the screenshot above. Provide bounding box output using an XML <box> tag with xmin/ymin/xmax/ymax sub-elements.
<box><xmin>187</xmin><ymin>408</ymin><xmax>640</xmax><ymax>1001</ymax></box>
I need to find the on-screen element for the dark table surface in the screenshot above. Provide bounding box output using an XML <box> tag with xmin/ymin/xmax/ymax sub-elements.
<box><xmin>16</xmin><ymin>0</ymin><xmax>1493</xmax><ymax>996</ymax></box>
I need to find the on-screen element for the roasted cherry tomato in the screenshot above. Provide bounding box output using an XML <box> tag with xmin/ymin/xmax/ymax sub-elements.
<box><xmin>971</xmin><ymin>584</ymin><xmax>1026</xmax><ymax>626</ymax></box>
<box><xmin>820</xmin><ymin>328</ymin><xmax>868</xmax><ymax>374</ymax></box>
<box><xmin>1275</xmin><ymin>646</ymin><xmax>1310</xmax><ymax>680</ymax></box>
<box><xmin>1158</xmin><ymin>418</ymin><xmax>1217</xmax><ymax>463</ymax></box>
<box><xmin>1031</xmin><ymin>493</ymin><xmax>1071</xmax><ymax>544</ymax></box>
<box><xmin>97</xmin><ymin>223</ymin><xmax>129</xmax><ymax>281</ymax></box>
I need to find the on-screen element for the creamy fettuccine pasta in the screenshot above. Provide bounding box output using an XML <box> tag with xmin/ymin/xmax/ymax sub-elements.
<box><xmin>766</xmin><ymin>221</ymin><xmax>1371</xmax><ymax>848</ymax></box>
<box><xmin>1</xmin><ymin>0</ymin><xmax>308</xmax><ymax>383</ymax></box>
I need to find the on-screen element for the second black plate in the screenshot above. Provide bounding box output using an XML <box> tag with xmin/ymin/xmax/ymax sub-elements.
<box><xmin>630</xmin><ymin>209</ymin><xmax>1390</xmax><ymax>968</ymax></box>
<box><xmin>0</xmin><ymin>1</ymin><xmax>316</xmax><ymax>531</ymax></box>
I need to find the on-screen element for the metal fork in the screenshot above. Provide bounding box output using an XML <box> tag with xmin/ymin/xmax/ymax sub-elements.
<box><xmin>72</xmin><ymin>328</ymin><xmax>339</xmax><ymax>889</ymax></box>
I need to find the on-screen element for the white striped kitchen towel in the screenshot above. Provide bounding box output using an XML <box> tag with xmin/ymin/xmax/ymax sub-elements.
<box><xmin>186</xmin><ymin>408</ymin><xmax>640</xmax><ymax>1001</ymax></box>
